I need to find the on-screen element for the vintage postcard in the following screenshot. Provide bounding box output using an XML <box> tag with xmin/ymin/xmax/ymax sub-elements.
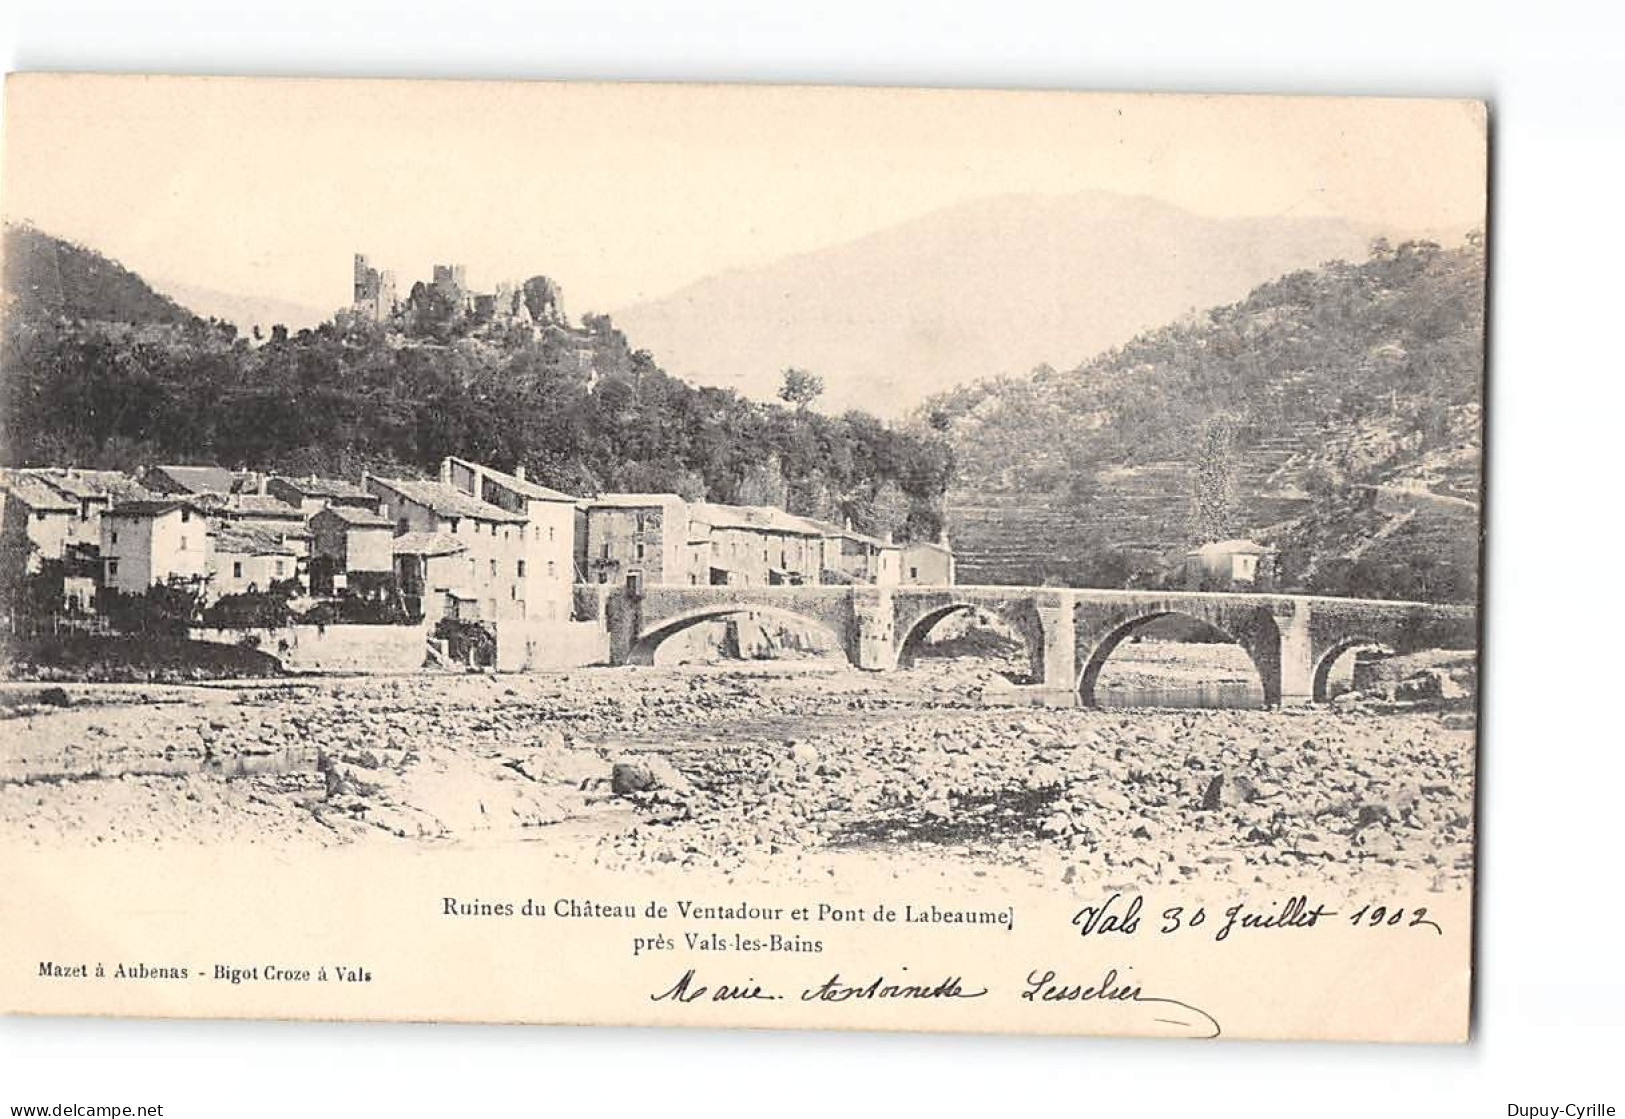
<box><xmin>0</xmin><ymin>75</ymin><xmax>1485</xmax><ymax>1042</ymax></box>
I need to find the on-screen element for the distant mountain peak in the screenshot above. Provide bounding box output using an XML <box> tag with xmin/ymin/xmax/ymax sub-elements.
<box><xmin>611</xmin><ymin>193</ymin><xmax>1395</xmax><ymax>417</ymax></box>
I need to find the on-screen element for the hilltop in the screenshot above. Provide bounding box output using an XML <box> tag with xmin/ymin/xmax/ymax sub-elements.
<box><xmin>928</xmin><ymin>236</ymin><xmax>1485</xmax><ymax>601</ymax></box>
<box><xmin>2</xmin><ymin>224</ymin><xmax>198</xmax><ymax>327</ymax></box>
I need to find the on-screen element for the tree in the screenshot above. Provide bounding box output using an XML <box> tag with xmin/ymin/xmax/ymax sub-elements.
<box><xmin>737</xmin><ymin>454</ymin><xmax>787</xmax><ymax>508</ymax></box>
<box><xmin>867</xmin><ymin>479</ymin><xmax>910</xmax><ymax>541</ymax></box>
<box><xmin>777</xmin><ymin>367</ymin><xmax>824</xmax><ymax>410</ymax></box>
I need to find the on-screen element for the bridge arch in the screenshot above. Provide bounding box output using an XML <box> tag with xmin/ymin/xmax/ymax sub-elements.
<box><xmin>628</xmin><ymin>603</ymin><xmax>849</xmax><ymax>667</ymax></box>
<box><xmin>1311</xmin><ymin>635</ymin><xmax>1393</xmax><ymax>703</ymax></box>
<box><xmin>894</xmin><ymin>601</ymin><xmax>1045</xmax><ymax>680</ymax></box>
<box><xmin>1077</xmin><ymin>607</ymin><xmax>1283</xmax><ymax>709</ymax></box>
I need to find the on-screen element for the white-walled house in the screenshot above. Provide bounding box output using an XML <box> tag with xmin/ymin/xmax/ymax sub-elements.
<box><xmin>366</xmin><ymin>475</ymin><xmax>530</xmax><ymax>622</ymax></box>
<box><xmin>0</xmin><ymin>472</ymin><xmax>76</xmax><ymax>571</ymax></box>
<box><xmin>901</xmin><ymin>538</ymin><xmax>956</xmax><ymax>585</ymax></box>
<box><xmin>441</xmin><ymin>457</ymin><xmax>578</xmax><ymax>621</ymax></box>
<box><xmin>209</xmin><ymin>523</ymin><xmax>300</xmax><ymax>599</ymax></box>
<box><xmin>100</xmin><ymin>499</ymin><xmax>210</xmax><ymax>595</ymax></box>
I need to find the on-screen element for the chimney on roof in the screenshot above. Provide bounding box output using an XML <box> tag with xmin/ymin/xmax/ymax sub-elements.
<box><xmin>515</xmin><ymin>465</ymin><xmax>526</xmax><ymax>481</ymax></box>
<box><xmin>439</xmin><ymin>458</ymin><xmax>452</xmax><ymax>486</ymax></box>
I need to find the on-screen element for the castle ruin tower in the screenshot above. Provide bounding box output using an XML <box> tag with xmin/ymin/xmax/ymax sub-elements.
<box><xmin>352</xmin><ymin>253</ymin><xmax>395</xmax><ymax>322</ymax></box>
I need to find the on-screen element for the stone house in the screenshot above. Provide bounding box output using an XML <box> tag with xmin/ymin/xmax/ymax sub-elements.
<box><xmin>0</xmin><ymin>471</ymin><xmax>77</xmax><ymax>571</ymax></box>
<box><xmin>1184</xmin><ymin>538</ymin><xmax>1276</xmax><ymax>589</ymax></box>
<box><xmin>578</xmin><ymin>494</ymin><xmax>697</xmax><ymax>586</ymax></box>
<box><xmin>265</xmin><ymin>475</ymin><xmax>383</xmax><ymax>517</ymax></box>
<box><xmin>796</xmin><ymin>517</ymin><xmax>903</xmax><ymax>586</ymax></box>
<box><xmin>901</xmin><ymin>537</ymin><xmax>956</xmax><ymax>586</ymax></box>
<box><xmin>689</xmin><ymin>503</ymin><xmax>822</xmax><ymax>586</ymax></box>
<box><xmin>142</xmin><ymin>464</ymin><xmax>238</xmax><ymax>496</ymax></box>
<box><xmin>209</xmin><ymin>524</ymin><xmax>299</xmax><ymax>600</ymax></box>
<box><xmin>390</xmin><ymin>532</ymin><xmax>473</xmax><ymax>622</ymax></box>
<box><xmin>27</xmin><ymin>468</ymin><xmax>151</xmax><ymax>554</ymax></box>
<box><xmin>309</xmin><ymin>504</ymin><xmax>394</xmax><ymax>593</ymax></box>
<box><xmin>441</xmin><ymin>457</ymin><xmax>578</xmax><ymax>622</ymax></box>
<box><xmin>100</xmin><ymin>499</ymin><xmax>210</xmax><ymax>595</ymax></box>
<box><xmin>366</xmin><ymin>476</ymin><xmax>529</xmax><ymax>622</ymax></box>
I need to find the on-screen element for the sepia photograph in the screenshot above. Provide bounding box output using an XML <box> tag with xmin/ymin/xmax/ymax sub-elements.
<box><xmin>0</xmin><ymin>75</ymin><xmax>1486</xmax><ymax>1045</ymax></box>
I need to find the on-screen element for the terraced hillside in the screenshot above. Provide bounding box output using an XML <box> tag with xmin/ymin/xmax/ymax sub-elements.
<box><xmin>929</xmin><ymin>238</ymin><xmax>1485</xmax><ymax>600</ymax></box>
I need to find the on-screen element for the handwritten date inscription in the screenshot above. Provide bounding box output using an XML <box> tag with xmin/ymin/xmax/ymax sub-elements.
<box><xmin>1073</xmin><ymin>892</ymin><xmax>1443</xmax><ymax>941</ymax></box>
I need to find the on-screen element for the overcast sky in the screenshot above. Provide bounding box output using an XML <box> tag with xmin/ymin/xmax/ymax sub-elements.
<box><xmin>3</xmin><ymin>75</ymin><xmax>1486</xmax><ymax>318</ymax></box>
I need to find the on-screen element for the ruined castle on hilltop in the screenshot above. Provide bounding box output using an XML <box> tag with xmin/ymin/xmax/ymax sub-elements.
<box><xmin>350</xmin><ymin>253</ymin><xmax>568</xmax><ymax>333</ymax></box>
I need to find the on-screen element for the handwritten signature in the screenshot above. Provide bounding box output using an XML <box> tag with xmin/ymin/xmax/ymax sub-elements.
<box><xmin>650</xmin><ymin>968</ymin><xmax>988</xmax><ymax>1005</ymax></box>
<box><xmin>648</xmin><ymin>966</ymin><xmax>1217</xmax><ymax>1037</ymax></box>
<box><xmin>1021</xmin><ymin>967</ymin><xmax>1222</xmax><ymax>1038</ymax></box>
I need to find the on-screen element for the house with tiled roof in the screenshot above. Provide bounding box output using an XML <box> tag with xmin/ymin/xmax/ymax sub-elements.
<box><xmin>441</xmin><ymin>457</ymin><xmax>577</xmax><ymax>622</ymax></box>
<box><xmin>143</xmin><ymin>464</ymin><xmax>238</xmax><ymax>496</ymax></box>
<box><xmin>901</xmin><ymin>535</ymin><xmax>955</xmax><ymax>586</ymax></box>
<box><xmin>796</xmin><ymin>516</ymin><xmax>904</xmax><ymax>586</ymax></box>
<box><xmin>390</xmin><ymin>531</ymin><xmax>477</xmax><ymax>621</ymax></box>
<box><xmin>577</xmin><ymin>493</ymin><xmax>696</xmax><ymax>587</ymax></box>
<box><xmin>0</xmin><ymin>470</ymin><xmax>77</xmax><ymax>571</ymax></box>
<box><xmin>194</xmin><ymin>491</ymin><xmax>306</xmax><ymax>524</ymax></box>
<box><xmin>689</xmin><ymin>502</ymin><xmax>823</xmax><ymax>586</ymax></box>
<box><xmin>367</xmin><ymin>475</ymin><xmax>528</xmax><ymax>623</ymax></box>
<box><xmin>25</xmin><ymin>468</ymin><xmax>152</xmax><ymax>553</ymax></box>
<box><xmin>209</xmin><ymin>523</ymin><xmax>298</xmax><ymax>599</ymax></box>
<box><xmin>265</xmin><ymin>475</ymin><xmax>383</xmax><ymax>516</ymax></box>
<box><xmin>309</xmin><ymin>503</ymin><xmax>393</xmax><ymax>593</ymax></box>
<box><xmin>100</xmin><ymin>498</ymin><xmax>209</xmax><ymax>595</ymax></box>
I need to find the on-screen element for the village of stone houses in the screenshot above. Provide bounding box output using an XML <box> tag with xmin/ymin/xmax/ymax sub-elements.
<box><xmin>0</xmin><ymin>226</ymin><xmax>1483</xmax><ymax>896</ymax></box>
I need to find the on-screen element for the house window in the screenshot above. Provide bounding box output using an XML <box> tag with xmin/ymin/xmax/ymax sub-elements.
<box><xmin>35</xmin><ymin>510</ymin><xmax>46</xmax><ymax>521</ymax></box>
<box><xmin>274</xmin><ymin>560</ymin><xmax>285</xmax><ymax>577</ymax></box>
<box><xmin>181</xmin><ymin>509</ymin><xmax>191</xmax><ymax>523</ymax></box>
<box><xmin>179</xmin><ymin>535</ymin><xmax>188</xmax><ymax>551</ymax></box>
<box><xmin>397</xmin><ymin>518</ymin><xmax>409</xmax><ymax>535</ymax></box>
<box><xmin>598</xmin><ymin>572</ymin><xmax>608</xmax><ymax>584</ymax></box>
<box><xmin>107</xmin><ymin>559</ymin><xmax>119</xmax><ymax>578</ymax></box>
<box><xmin>489</xmin><ymin>558</ymin><xmax>498</xmax><ymax>577</ymax></box>
<box><xmin>451</xmin><ymin>519</ymin><xmax>461</xmax><ymax>534</ymax></box>
<box><xmin>111</xmin><ymin>531</ymin><xmax>119</xmax><ymax>545</ymax></box>
<box><xmin>600</xmin><ymin>542</ymin><xmax>610</xmax><ymax>560</ymax></box>
<box><xmin>910</xmin><ymin>567</ymin><xmax>918</xmax><ymax>579</ymax></box>
<box><xmin>548</xmin><ymin>526</ymin><xmax>555</xmax><ymax>542</ymax></box>
<box><xmin>547</xmin><ymin>560</ymin><xmax>556</xmax><ymax>579</ymax></box>
<box><xmin>233</xmin><ymin>561</ymin><xmax>243</xmax><ymax>578</ymax></box>
<box><xmin>636</xmin><ymin>543</ymin><xmax>645</xmax><ymax>560</ymax></box>
<box><xmin>517</xmin><ymin>559</ymin><xmax>526</xmax><ymax>577</ymax></box>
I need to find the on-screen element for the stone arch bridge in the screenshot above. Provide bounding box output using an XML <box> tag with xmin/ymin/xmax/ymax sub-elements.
<box><xmin>575</xmin><ymin>583</ymin><xmax>1475</xmax><ymax>707</ymax></box>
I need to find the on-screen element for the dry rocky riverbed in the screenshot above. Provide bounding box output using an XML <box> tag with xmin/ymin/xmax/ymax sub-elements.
<box><xmin>0</xmin><ymin>655</ymin><xmax>1476</xmax><ymax>897</ymax></box>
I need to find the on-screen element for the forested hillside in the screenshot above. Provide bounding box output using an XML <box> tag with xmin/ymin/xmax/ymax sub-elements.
<box><xmin>2</xmin><ymin>225</ymin><xmax>195</xmax><ymax>327</ymax></box>
<box><xmin>925</xmin><ymin>236</ymin><xmax>1485</xmax><ymax>600</ymax></box>
<box><xmin>0</xmin><ymin>226</ymin><xmax>953</xmax><ymax>543</ymax></box>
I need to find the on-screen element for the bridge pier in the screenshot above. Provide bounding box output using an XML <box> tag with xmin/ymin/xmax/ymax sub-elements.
<box><xmin>852</xmin><ymin>587</ymin><xmax>896</xmax><ymax>671</ymax></box>
<box><xmin>1274</xmin><ymin>601</ymin><xmax>1315</xmax><ymax>706</ymax></box>
<box><xmin>1033</xmin><ymin>595</ymin><xmax>1079</xmax><ymax>707</ymax></box>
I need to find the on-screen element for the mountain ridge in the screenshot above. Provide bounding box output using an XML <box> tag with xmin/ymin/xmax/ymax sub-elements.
<box><xmin>611</xmin><ymin>191</ymin><xmax>1439</xmax><ymax>416</ymax></box>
